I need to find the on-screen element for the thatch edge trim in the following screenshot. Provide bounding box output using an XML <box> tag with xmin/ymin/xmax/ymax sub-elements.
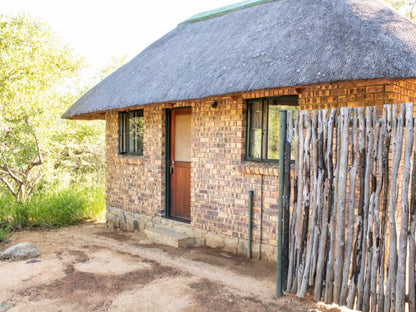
<box><xmin>179</xmin><ymin>0</ymin><xmax>275</xmax><ymax>24</ymax></box>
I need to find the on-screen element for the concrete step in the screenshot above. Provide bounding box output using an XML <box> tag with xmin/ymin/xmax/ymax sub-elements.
<box><xmin>144</xmin><ymin>226</ymin><xmax>195</xmax><ymax>248</ymax></box>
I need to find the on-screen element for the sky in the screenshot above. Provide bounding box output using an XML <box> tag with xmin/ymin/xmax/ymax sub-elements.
<box><xmin>0</xmin><ymin>0</ymin><xmax>238</xmax><ymax>71</ymax></box>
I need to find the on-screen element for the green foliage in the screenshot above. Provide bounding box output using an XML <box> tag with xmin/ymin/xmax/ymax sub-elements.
<box><xmin>0</xmin><ymin>14</ymin><xmax>84</xmax><ymax>201</ymax></box>
<box><xmin>0</xmin><ymin>14</ymin><xmax>127</xmax><ymax>240</ymax></box>
<box><xmin>0</xmin><ymin>185</ymin><xmax>105</xmax><ymax>241</ymax></box>
<box><xmin>0</xmin><ymin>219</ymin><xmax>13</xmax><ymax>242</ymax></box>
<box><xmin>384</xmin><ymin>0</ymin><xmax>416</xmax><ymax>21</ymax></box>
<box><xmin>0</xmin><ymin>14</ymin><xmax>82</xmax><ymax>104</ymax></box>
<box><xmin>28</xmin><ymin>185</ymin><xmax>105</xmax><ymax>228</ymax></box>
<box><xmin>0</xmin><ymin>14</ymin><xmax>124</xmax><ymax>201</ymax></box>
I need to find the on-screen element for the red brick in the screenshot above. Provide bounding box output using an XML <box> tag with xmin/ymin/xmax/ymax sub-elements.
<box><xmin>105</xmin><ymin>78</ymin><xmax>416</xmax><ymax>246</ymax></box>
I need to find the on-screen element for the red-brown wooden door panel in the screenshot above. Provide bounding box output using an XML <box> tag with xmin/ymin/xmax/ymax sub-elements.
<box><xmin>170</xmin><ymin>109</ymin><xmax>191</xmax><ymax>220</ymax></box>
<box><xmin>170</xmin><ymin>161</ymin><xmax>191</xmax><ymax>219</ymax></box>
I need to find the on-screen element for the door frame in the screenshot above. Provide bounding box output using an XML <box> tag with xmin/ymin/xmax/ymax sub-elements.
<box><xmin>164</xmin><ymin>106</ymin><xmax>192</xmax><ymax>220</ymax></box>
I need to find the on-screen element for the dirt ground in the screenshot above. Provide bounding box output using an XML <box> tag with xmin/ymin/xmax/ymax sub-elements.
<box><xmin>0</xmin><ymin>223</ymin><xmax>341</xmax><ymax>312</ymax></box>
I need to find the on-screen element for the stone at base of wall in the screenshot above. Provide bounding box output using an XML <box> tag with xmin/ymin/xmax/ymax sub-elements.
<box><xmin>106</xmin><ymin>206</ymin><xmax>277</xmax><ymax>262</ymax></box>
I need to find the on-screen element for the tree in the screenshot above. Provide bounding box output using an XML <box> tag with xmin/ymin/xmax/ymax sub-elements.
<box><xmin>0</xmin><ymin>14</ymin><xmax>83</xmax><ymax>201</ymax></box>
<box><xmin>48</xmin><ymin>56</ymin><xmax>127</xmax><ymax>189</ymax></box>
<box><xmin>384</xmin><ymin>0</ymin><xmax>416</xmax><ymax>20</ymax></box>
<box><xmin>412</xmin><ymin>0</ymin><xmax>416</xmax><ymax>18</ymax></box>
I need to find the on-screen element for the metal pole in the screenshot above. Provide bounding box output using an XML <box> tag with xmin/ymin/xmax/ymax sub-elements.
<box><xmin>259</xmin><ymin>175</ymin><xmax>263</xmax><ymax>260</ymax></box>
<box><xmin>248</xmin><ymin>190</ymin><xmax>254</xmax><ymax>259</ymax></box>
<box><xmin>276</xmin><ymin>110</ymin><xmax>287</xmax><ymax>297</ymax></box>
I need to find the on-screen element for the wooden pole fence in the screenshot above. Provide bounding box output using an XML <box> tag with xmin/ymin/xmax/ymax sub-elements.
<box><xmin>284</xmin><ymin>103</ymin><xmax>416</xmax><ymax>312</ymax></box>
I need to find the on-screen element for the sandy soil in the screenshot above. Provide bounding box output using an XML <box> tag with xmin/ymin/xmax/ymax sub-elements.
<box><xmin>0</xmin><ymin>223</ymin><xmax>340</xmax><ymax>312</ymax></box>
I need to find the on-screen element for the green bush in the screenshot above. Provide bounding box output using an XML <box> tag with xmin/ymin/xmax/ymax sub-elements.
<box><xmin>0</xmin><ymin>184</ymin><xmax>105</xmax><ymax>242</ymax></box>
<box><xmin>0</xmin><ymin>221</ymin><xmax>13</xmax><ymax>242</ymax></box>
<box><xmin>28</xmin><ymin>185</ymin><xmax>105</xmax><ymax>227</ymax></box>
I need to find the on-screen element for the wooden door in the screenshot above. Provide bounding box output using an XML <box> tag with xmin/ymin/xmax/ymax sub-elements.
<box><xmin>170</xmin><ymin>109</ymin><xmax>191</xmax><ymax>220</ymax></box>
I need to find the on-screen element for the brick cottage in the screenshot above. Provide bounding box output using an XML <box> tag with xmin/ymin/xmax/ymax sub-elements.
<box><xmin>63</xmin><ymin>0</ymin><xmax>416</xmax><ymax>260</ymax></box>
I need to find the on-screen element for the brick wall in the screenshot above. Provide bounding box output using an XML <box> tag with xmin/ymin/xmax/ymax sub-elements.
<box><xmin>105</xmin><ymin>78</ymin><xmax>416</xmax><ymax>250</ymax></box>
<box><xmin>191</xmin><ymin>97</ymin><xmax>279</xmax><ymax>245</ymax></box>
<box><xmin>238</xmin><ymin>78</ymin><xmax>416</xmax><ymax>110</ymax></box>
<box><xmin>106</xmin><ymin>104</ymin><xmax>165</xmax><ymax>216</ymax></box>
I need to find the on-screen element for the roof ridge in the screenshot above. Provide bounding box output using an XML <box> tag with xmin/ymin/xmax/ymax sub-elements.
<box><xmin>179</xmin><ymin>0</ymin><xmax>276</xmax><ymax>25</ymax></box>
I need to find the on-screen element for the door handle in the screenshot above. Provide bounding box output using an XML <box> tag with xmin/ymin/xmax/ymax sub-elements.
<box><xmin>170</xmin><ymin>160</ymin><xmax>175</xmax><ymax>175</ymax></box>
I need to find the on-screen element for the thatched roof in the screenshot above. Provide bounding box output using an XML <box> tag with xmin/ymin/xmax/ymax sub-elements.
<box><xmin>63</xmin><ymin>0</ymin><xmax>416</xmax><ymax>119</ymax></box>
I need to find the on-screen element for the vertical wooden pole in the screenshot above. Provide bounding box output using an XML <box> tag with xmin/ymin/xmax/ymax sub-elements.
<box><xmin>310</xmin><ymin>111</ymin><xmax>319</xmax><ymax>288</ymax></box>
<box><xmin>356</xmin><ymin>107</ymin><xmax>372</xmax><ymax>311</ymax></box>
<box><xmin>340</xmin><ymin>108</ymin><xmax>358</xmax><ymax>306</ymax></box>
<box><xmin>333</xmin><ymin>107</ymin><xmax>351</xmax><ymax>304</ymax></box>
<box><xmin>347</xmin><ymin>107</ymin><xmax>366</xmax><ymax>309</ymax></box>
<box><xmin>298</xmin><ymin>111</ymin><xmax>319</xmax><ymax>298</ymax></box>
<box><xmin>395</xmin><ymin>103</ymin><xmax>414</xmax><ymax>312</ymax></box>
<box><xmin>378</xmin><ymin>105</ymin><xmax>392</xmax><ymax>311</ymax></box>
<box><xmin>310</xmin><ymin>110</ymin><xmax>324</xmax><ymax>286</ymax></box>
<box><xmin>277</xmin><ymin>110</ymin><xmax>287</xmax><ymax>298</ymax></box>
<box><xmin>363</xmin><ymin>108</ymin><xmax>378</xmax><ymax>312</ymax></box>
<box><xmin>287</xmin><ymin>111</ymin><xmax>300</xmax><ymax>293</ymax></box>
<box><xmin>370</xmin><ymin>114</ymin><xmax>384</xmax><ymax>312</ymax></box>
<box><xmin>297</xmin><ymin>113</ymin><xmax>312</xmax><ymax>294</ymax></box>
<box><xmin>325</xmin><ymin>109</ymin><xmax>339</xmax><ymax>304</ymax></box>
<box><xmin>409</xmin><ymin>112</ymin><xmax>416</xmax><ymax>312</ymax></box>
<box><xmin>314</xmin><ymin>109</ymin><xmax>331</xmax><ymax>301</ymax></box>
<box><xmin>385</xmin><ymin>104</ymin><xmax>402</xmax><ymax>312</ymax></box>
<box><xmin>282</xmin><ymin>110</ymin><xmax>293</xmax><ymax>290</ymax></box>
<box><xmin>362</xmin><ymin>107</ymin><xmax>375</xmax><ymax>312</ymax></box>
<box><xmin>292</xmin><ymin>111</ymin><xmax>305</xmax><ymax>294</ymax></box>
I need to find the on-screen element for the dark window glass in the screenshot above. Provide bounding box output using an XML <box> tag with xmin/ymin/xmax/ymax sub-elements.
<box><xmin>119</xmin><ymin>110</ymin><xmax>144</xmax><ymax>155</ymax></box>
<box><xmin>246</xmin><ymin>96</ymin><xmax>298</xmax><ymax>161</ymax></box>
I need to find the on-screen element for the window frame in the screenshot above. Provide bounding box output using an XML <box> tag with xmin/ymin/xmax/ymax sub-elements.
<box><xmin>245</xmin><ymin>96</ymin><xmax>298</xmax><ymax>162</ymax></box>
<box><xmin>118</xmin><ymin>109</ymin><xmax>144</xmax><ymax>156</ymax></box>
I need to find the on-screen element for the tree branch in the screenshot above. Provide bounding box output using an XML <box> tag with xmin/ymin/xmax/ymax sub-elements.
<box><xmin>21</xmin><ymin>121</ymin><xmax>44</xmax><ymax>178</ymax></box>
<box><xmin>0</xmin><ymin>162</ymin><xmax>23</xmax><ymax>185</ymax></box>
<box><xmin>27</xmin><ymin>121</ymin><xmax>43</xmax><ymax>167</ymax></box>
<box><xmin>0</xmin><ymin>166</ymin><xmax>23</xmax><ymax>178</ymax></box>
<box><xmin>26</xmin><ymin>172</ymin><xmax>43</xmax><ymax>198</ymax></box>
<box><xmin>0</xmin><ymin>176</ymin><xmax>17</xmax><ymax>197</ymax></box>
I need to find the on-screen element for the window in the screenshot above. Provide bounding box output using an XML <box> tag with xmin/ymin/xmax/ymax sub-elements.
<box><xmin>119</xmin><ymin>110</ymin><xmax>144</xmax><ymax>155</ymax></box>
<box><xmin>246</xmin><ymin>96</ymin><xmax>298</xmax><ymax>161</ymax></box>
